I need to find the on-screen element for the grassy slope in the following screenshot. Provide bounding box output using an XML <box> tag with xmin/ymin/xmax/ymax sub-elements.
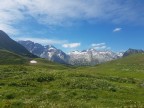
<box><xmin>0</xmin><ymin>50</ymin><xmax>28</xmax><ymax>65</ymax></box>
<box><xmin>0</xmin><ymin>54</ymin><xmax>144</xmax><ymax>108</ymax></box>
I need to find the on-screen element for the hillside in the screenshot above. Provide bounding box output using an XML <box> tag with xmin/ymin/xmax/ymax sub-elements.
<box><xmin>0</xmin><ymin>30</ymin><xmax>36</xmax><ymax>58</ymax></box>
<box><xmin>0</xmin><ymin>50</ymin><xmax>28</xmax><ymax>65</ymax></box>
<box><xmin>0</xmin><ymin>54</ymin><xmax>144</xmax><ymax>107</ymax></box>
<box><xmin>0</xmin><ymin>49</ymin><xmax>66</xmax><ymax>67</ymax></box>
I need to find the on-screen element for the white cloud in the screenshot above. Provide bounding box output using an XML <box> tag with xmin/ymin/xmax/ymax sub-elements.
<box><xmin>0</xmin><ymin>0</ymin><xmax>25</xmax><ymax>35</ymax></box>
<box><xmin>62</xmin><ymin>43</ymin><xmax>81</xmax><ymax>48</ymax></box>
<box><xmin>113</xmin><ymin>28</ymin><xmax>122</xmax><ymax>32</ymax></box>
<box><xmin>91</xmin><ymin>43</ymin><xmax>106</xmax><ymax>47</ymax></box>
<box><xmin>91</xmin><ymin>43</ymin><xmax>110</xmax><ymax>50</ymax></box>
<box><xmin>15</xmin><ymin>37</ymin><xmax>67</xmax><ymax>45</ymax></box>
<box><xmin>0</xmin><ymin>0</ymin><xmax>143</xmax><ymax>34</ymax></box>
<box><xmin>0</xmin><ymin>24</ymin><xmax>19</xmax><ymax>35</ymax></box>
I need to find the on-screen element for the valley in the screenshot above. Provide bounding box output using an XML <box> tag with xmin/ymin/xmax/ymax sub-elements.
<box><xmin>0</xmin><ymin>50</ymin><xmax>144</xmax><ymax>107</ymax></box>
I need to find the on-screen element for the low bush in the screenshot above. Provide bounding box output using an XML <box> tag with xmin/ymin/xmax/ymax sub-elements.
<box><xmin>37</xmin><ymin>76</ymin><xmax>55</xmax><ymax>82</ymax></box>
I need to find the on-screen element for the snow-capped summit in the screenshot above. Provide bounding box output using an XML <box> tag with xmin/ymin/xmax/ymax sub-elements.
<box><xmin>68</xmin><ymin>49</ymin><xmax>120</xmax><ymax>66</ymax></box>
<box><xmin>116</xmin><ymin>52</ymin><xmax>124</xmax><ymax>58</ymax></box>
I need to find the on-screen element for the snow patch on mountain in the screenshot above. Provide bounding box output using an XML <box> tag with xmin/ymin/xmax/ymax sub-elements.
<box><xmin>68</xmin><ymin>49</ymin><xmax>121</xmax><ymax>66</ymax></box>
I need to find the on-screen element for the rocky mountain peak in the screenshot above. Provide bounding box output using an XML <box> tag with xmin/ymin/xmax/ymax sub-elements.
<box><xmin>123</xmin><ymin>48</ymin><xmax>144</xmax><ymax>57</ymax></box>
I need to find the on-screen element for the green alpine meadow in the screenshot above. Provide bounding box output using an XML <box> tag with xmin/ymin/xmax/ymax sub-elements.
<box><xmin>0</xmin><ymin>49</ymin><xmax>144</xmax><ymax>107</ymax></box>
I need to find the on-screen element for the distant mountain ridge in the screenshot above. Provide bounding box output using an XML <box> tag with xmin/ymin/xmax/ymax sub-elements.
<box><xmin>68</xmin><ymin>49</ymin><xmax>122</xmax><ymax>66</ymax></box>
<box><xmin>18</xmin><ymin>40</ymin><xmax>69</xmax><ymax>64</ymax></box>
<box><xmin>0</xmin><ymin>30</ymin><xmax>36</xmax><ymax>58</ymax></box>
<box><xmin>123</xmin><ymin>48</ymin><xmax>144</xmax><ymax>57</ymax></box>
<box><xmin>18</xmin><ymin>40</ymin><xmax>123</xmax><ymax>65</ymax></box>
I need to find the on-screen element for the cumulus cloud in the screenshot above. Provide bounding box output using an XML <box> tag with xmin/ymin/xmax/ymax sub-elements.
<box><xmin>0</xmin><ymin>0</ymin><xmax>143</xmax><ymax>34</ymax></box>
<box><xmin>113</xmin><ymin>28</ymin><xmax>122</xmax><ymax>32</ymax></box>
<box><xmin>15</xmin><ymin>37</ymin><xmax>67</xmax><ymax>45</ymax></box>
<box><xmin>91</xmin><ymin>43</ymin><xmax>110</xmax><ymax>50</ymax></box>
<box><xmin>62</xmin><ymin>43</ymin><xmax>81</xmax><ymax>48</ymax></box>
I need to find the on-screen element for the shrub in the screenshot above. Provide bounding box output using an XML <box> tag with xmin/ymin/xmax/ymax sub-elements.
<box><xmin>8</xmin><ymin>81</ymin><xmax>36</xmax><ymax>87</ymax></box>
<box><xmin>5</xmin><ymin>93</ymin><xmax>15</xmax><ymax>99</ymax></box>
<box><xmin>0</xmin><ymin>82</ymin><xmax>5</xmax><ymax>86</ymax></box>
<box><xmin>37</xmin><ymin>76</ymin><xmax>55</xmax><ymax>82</ymax></box>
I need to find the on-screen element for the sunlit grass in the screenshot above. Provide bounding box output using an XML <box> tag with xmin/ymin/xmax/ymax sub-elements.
<box><xmin>0</xmin><ymin>54</ymin><xmax>144</xmax><ymax>107</ymax></box>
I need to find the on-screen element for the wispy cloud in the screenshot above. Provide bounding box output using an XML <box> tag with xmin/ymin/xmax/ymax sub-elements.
<box><xmin>91</xmin><ymin>43</ymin><xmax>105</xmax><ymax>47</ymax></box>
<box><xmin>0</xmin><ymin>0</ymin><xmax>25</xmax><ymax>35</ymax></box>
<box><xmin>0</xmin><ymin>0</ymin><xmax>143</xmax><ymax>34</ymax></box>
<box><xmin>15</xmin><ymin>37</ymin><xmax>67</xmax><ymax>45</ymax></box>
<box><xmin>62</xmin><ymin>43</ymin><xmax>81</xmax><ymax>48</ymax></box>
<box><xmin>91</xmin><ymin>43</ymin><xmax>110</xmax><ymax>50</ymax></box>
<box><xmin>0</xmin><ymin>24</ymin><xmax>19</xmax><ymax>35</ymax></box>
<box><xmin>113</xmin><ymin>28</ymin><xmax>122</xmax><ymax>32</ymax></box>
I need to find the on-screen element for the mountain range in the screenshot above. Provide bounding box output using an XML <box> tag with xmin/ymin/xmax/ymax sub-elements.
<box><xmin>68</xmin><ymin>49</ymin><xmax>123</xmax><ymax>66</ymax></box>
<box><xmin>18</xmin><ymin>40</ymin><xmax>69</xmax><ymax>64</ymax></box>
<box><xmin>18</xmin><ymin>40</ymin><xmax>124</xmax><ymax>65</ymax></box>
<box><xmin>0</xmin><ymin>30</ymin><xmax>144</xmax><ymax>66</ymax></box>
<box><xmin>18</xmin><ymin>40</ymin><xmax>144</xmax><ymax>66</ymax></box>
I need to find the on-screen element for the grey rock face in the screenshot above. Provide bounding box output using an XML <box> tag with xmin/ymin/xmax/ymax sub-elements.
<box><xmin>18</xmin><ymin>40</ymin><xmax>69</xmax><ymax>64</ymax></box>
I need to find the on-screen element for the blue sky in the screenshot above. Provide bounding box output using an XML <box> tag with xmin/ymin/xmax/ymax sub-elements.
<box><xmin>0</xmin><ymin>0</ymin><xmax>144</xmax><ymax>53</ymax></box>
